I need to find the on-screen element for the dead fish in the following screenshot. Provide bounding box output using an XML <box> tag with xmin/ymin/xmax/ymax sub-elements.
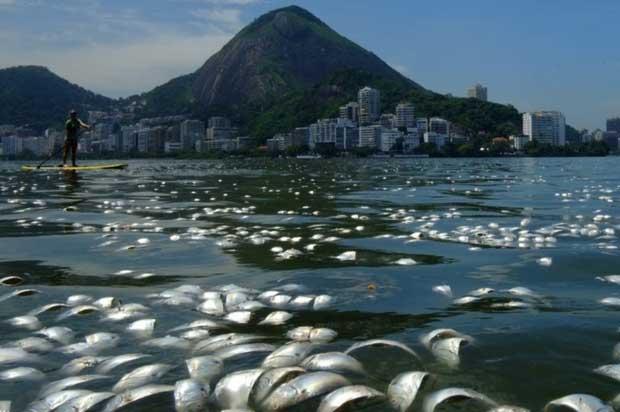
<box><xmin>489</xmin><ymin>406</ymin><xmax>531</xmax><ymax>412</ymax></box>
<box><xmin>127</xmin><ymin>318</ymin><xmax>156</xmax><ymax>337</ymax></box>
<box><xmin>468</xmin><ymin>287</ymin><xmax>495</xmax><ymax>296</ymax></box>
<box><xmin>432</xmin><ymin>285</ymin><xmax>453</xmax><ymax>298</ymax></box>
<box><xmin>193</xmin><ymin>333</ymin><xmax>265</xmax><ymax>354</ymax></box>
<box><xmin>225</xmin><ymin>292</ymin><xmax>250</xmax><ymax>310</ymax></box>
<box><xmin>260</xmin><ymin>371</ymin><xmax>350</xmax><ymax>411</ymax></box>
<box><xmin>238</xmin><ymin>300</ymin><xmax>267</xmax><ymax>311</ymax></box>
<box><xmin>262</xmin><ymin>342</ymin><xmax>316</xmax><ymax>368</ymax></box>
<box><xmin>57</xmin><ymin>305</ymin><xmax>100</xmax><ymax>321</ymax></box>
<box><xmin>597</xmin><ymin>275</ymin><xmax>620</xmax><ymax>285</ymax></box>
<box><xmin>503</xmin><ymin>287</ymin><xmax>540</xmax><ymax>299</ymax></box>
<box><xmin>97</xmin><ymin>354</ymin><xmax>151</xmax><ymax>374</ymax></box>
<box><xmin>170</xmin><ymin>319</ymin><xmax>226</xmax><ymax>333</ymax></box>
<box><xmin>545</xmin><ymin>394</ymin><xmax>613</xmax><ymax>412</ymax></box>
<box><xmin>431</xmin><ymin>337</ymin><xmax>468</xmax><ymax>367</ymax></box>
<box><xmin>85</xmin><ymin>332</ymin><xmax>120</xmax><ymax>349</ymax></box>
<box><xmin>28</xmin><ymin>303</ymin><xmax>69</xmax><ymax>316</ymax></box>
<box><xmin>594</xmin><ymin>364</ymin><xmax>620</xmax><ymax>382</ymax></box>
<box><xmin>143</xmin><ymin>336</ymin><xmax>190</xmax><ymax>350</ymax></box>
<box><xmin>0</xmin><ymin>401</ymin><xmax>8</xmax><ymax>412</ymax></box>
<box><xmin>174</xmin><ymin>379</ymin><xmax>210</xmax><ymax>412</ymax></box>
<box><xmin>301</xmin><ymin>352</ymin><xmax>365</xmax><ymax>375</ymax></box>
<box><xmin>12</xmin><ymin>337</ymin><xmax>54</xmax><ymax>353</ymax></box>
<box><xmin>269</xmin><ymin>295</ymin><xmax>292</xmax><ymax>308</ymax></box>
<box><xmin>286</xmin><ymin>327</ymin><xmax>337</xmax><ymax>343</ymax></box>
<box><xmin>420</xmin><ymin>328</ymin><xmax>471</xmax><ymax>349</ymax></box>
<box><xmin>112</xmin><ymin>363</ymin><xmax>175</xmax><ymax>392</ymax></box>
<box><xmin>37</xmin><ymin>326</ymin><xmax>75</xmax><ymax>344</ymax></box>
<box><xmin>186</xmin><ymin>355</ymin><xmax>224</xmax><ymax>383</ymax></box>
<box><xmin>213</xmin><ymin>343</ymin><xmax>276</xmax><ymax>360</ymax></box>
<box><xmin>0</xmin><ymin>275</ymin><xmax>24</xmax><ymax>286</ymax></box>
<box><xmin>422</xmin><ymin>387</ymin><xmax>497</xmax><ymax>412</ymax></box>
<box><xmin>0</xmin><ymin>366</ymin><xmax>45</xmax><ymax>381</ymax></box>
<box><xmin>313</xmin><ymin>295</ymin><xmax>333</xmax><ymax>310</ymax></box>
<box><xmin>67</xmin><ymin>295</ymin><xmax>93</xmax><ymax>306</ymax></box>
<box><xmin>387</xmin><ymin>371</ymin><xmax>430</xmax><ymax>412</ymax></box>
<box><xmin>250</xmin><ymin>367</ymin><xmax>305</xmax><ymax>406</ymax></box>
<box><xmin>215</xmin><ymin>368</ymin><xmax>264</xmax><ymax>410</ymax></box>
<box><xmin>258</xmin><ymin>291</ymin><xmax>280</xmax><ymax>301</ymax></box>
<box><xmin>259</xmin><ymin>311</ymin><xmax>293</xmax><ymax>326</ymax></box>
<box><xmin>101</xmin><ymin>384</ymin><xmax>174</xmax><ymax>412</ymax></box>
<box><xmin>345</xmin><ymin>339</ymin><xmax>420</xmax><ymax>361</ymax></box>
<box><xmin>335</xmin><ymin>251</ymin><xmax>356</xmax><ymax>261</ymax></box>
<box><xmin>225</xmin><ymin>311</ymin><xmax>253</xmax><ymax>324</ymax></box>
<box><xmin>55</xmin><ymin>392</ymin><xmax>115</xmax><ymax>412</ymax></box>
<box><xmin>40</xmin><ymin>374</ymin><xmax>109</xmax><ymax>398</ymax></box>
<box><xmin>453</xmin><ymin>296</ymin><xmax>481</xmax><ymax>305</ymax></box>
<box><xmin>317</xmin><ymin>385</ymin><xmax>385</xmax><ymax>412</ymax></box>
<box><xmin>26</xmin><ymin>389</ymin><xmax>92</xmax><ymax>412</ymax></box>
<box><xmin>7</xmin><ymin>315</ymin><xmax>41</xmax><ymax>330</ymax></box>
<box><xmin>0</xmin><ymin>289</ymin><xmax>40</xmax><ymax>303</ymax></box>
<box><xmin>93</xmin><ymin>297</ymin><xmax>121</xmax><ymax>310</ymax></box>
<box><xmin>181</xmin><ymin>329</ymin><xmax>210</xmax><ymax>340</ymax></box>
<box><xmin>197</xmin><ymin>298</ymin><xmax>225</xmax><ymax>316</ymax></box>
<box><xmin>600</xmin><ymin>297</ymin><xmax>620</xmax><ymax>307</ymax></box>
<box><xmin>60</xmin><ymin>356</ymin><xmax>108</xmax><ymax>376</ymax></box>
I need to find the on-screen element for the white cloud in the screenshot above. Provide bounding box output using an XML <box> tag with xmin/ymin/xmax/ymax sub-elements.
<box><xmin>191</xmin><ymin>8</ymin><xmax>243</xmax><ymax>30</ymax></box>
<box><xmin>1</xmin><ymin>31</ymin><xmax>232</xmax><ymax>97</ymax></box>
<box><xmin>0</xmin><ymin>0</ymin><xmax>16</xmax><ymax>5</ymax></box>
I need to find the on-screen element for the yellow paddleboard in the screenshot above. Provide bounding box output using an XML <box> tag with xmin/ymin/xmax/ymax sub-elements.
<box><xmin>21</xmin><ymin>163</ymin><xmax>128</xmax><ymax>172</ymax></box>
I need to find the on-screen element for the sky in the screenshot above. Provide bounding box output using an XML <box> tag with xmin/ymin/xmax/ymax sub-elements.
<box><xmin>1</xmin><ymin>0</ymin><xmax>618</xmax><ymax>130</ymax></box>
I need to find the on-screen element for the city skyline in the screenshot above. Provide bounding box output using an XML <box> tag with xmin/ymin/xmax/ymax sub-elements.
<box><xmin>0</xmin><ymin>0</ymin><xmax>618</xmax><ymax>131</ymax></box>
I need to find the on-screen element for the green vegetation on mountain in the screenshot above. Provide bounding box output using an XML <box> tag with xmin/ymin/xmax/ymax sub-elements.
<box><xmin>0</xmin><ymin>66</ymin><xmax>113</xmax><ymax>131</ymax></box>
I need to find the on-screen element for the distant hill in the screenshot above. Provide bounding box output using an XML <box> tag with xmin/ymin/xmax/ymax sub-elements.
<box><xmin>139</xmin><ymin>5</ymin><xmax>521</xmax><ymax>141</ymax></box>
<box><xmin>0</xmin><ymin>66</ymin><xmax>113</xmax><ymax>131</ymax></box>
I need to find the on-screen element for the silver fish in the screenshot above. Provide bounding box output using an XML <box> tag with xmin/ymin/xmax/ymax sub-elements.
<box><xmin>181</xmin><ymin>329</ymin><xmax>211</xmax><ymax>340</ymax></box>
<box><xmin>250</xmin><ymin>367</ymin><xmax>305</xmax><ymax>406</ymax></box>
<box><xmin>215</xmin><ymin>368</ymin><xmax>264</xmax><ymax>410</ymax></box>
<box><xmin>225</xmin><ymin>292</ymin><xmax>250</xmax><ymax>310</ymax></box>
<box><xmin>37</xmin><ymin>326</ymin><xmax>75</xmax><ymax>345</ymax></box>
<box><xmin>26</xmin><ymin>390</ymin><xmax>91</xmax><ymax>412</ymax></box>
<box><xmin>28</xmin><ymin>303</ymin><xmax>69</xmax><ymax>316</ymax></box>
<box><xmin>345</xmin><ymin>339</ymin><xmax>420</xmax><ymax>361</ymax></box>
<box><xmin>60</xmin><ymin>356</ymin><xmax>108</xmax><ymax>375</ymax></box>
<box><xmin>7</xmin><ymin>315</ymin><xmax>41</xmax><ymax>330</ymax></box>
<box><xmin>213</xmin><ymin>343</ymin><xmax>276</xmax><ymax>360</ymax></box>
<box><xmin>57</xmin><ymin>305</ymin><xmax>100</xmax><ymax>321</ymax></box>
<box><xmin>0</xmin><ymin>347</ymin><xmax>39</xmax><ymax>365</ymax></box>
<box><xmin>594</xmin><ymin>364</ymin><xmax>620</xmax><ymax>382</ymax></box>
<box><xmin>174</xmin><ymin>379</ymin><xmax>210</xmax><ymax>412</ymax></box>
<box><xmin>313</xmin><ymin>295</ymin><xmax>333</xmax><ymax>310</ymax></box>
<box><xmin>193</xmin><ymin>333</ymin><xmax>265</xmax><ymax>354</ymax></box>
<box><xmin>423</xmin><ymin>387</ymin><xmax>497</xmax><ymax>412</ymax></box>
<box><xmin>197</xmin><ymin>298</ymin><xmax>225</xmax><ymax>316</ymax></box>
<box><xmin>97</xmin><ymin>354</ymin><xmax>151</xmax><ymax>374</ymax></box>
<box><xmin>170</xmin><ymin>319</ymin><xmax>226</xmax><ymax>333</ymax></box>
<box><xmin>260</xmin><ymin>371</ymin><xmax>350</xmax><ymax>411</ymax></box>
<box><xmin>12</xmin><ymin>337</ymin><xmax>54</xmax><ymax>353</ymax></box>
<box><xmin>0</xmin><ymin>367</ymin><xmax>45</xmax><ymax>381</ymax></box>
<box><xmin>286</xmin><ymin>327</ymin><xmax>337</xmax><ymax>342</ymax></box>
<box><xmin>127</xmin><ymin>319</ymin><xmax>156</xmax><ymax>337</ymax></box>
<box><xmin>112</xmin><ymin>363</ymin><xmax>174</xmax><ymax>392</ymax></box>
<box><xmin>0</xmin><ymin>401</ymin><xmax>9</xmax><ymax>412</ymax></box>
<box><xmin>262</xmin><ymin>342</ymin><xmax>316</xmax><ymax>368</ymax></box>
<box><xmin>301</xmin><ymin>352</ymin><xmax>365</xmax><ymax>375</ymax></box>
<box><xmin>387</xmin><ymin>371</ymin><xmax>430</xmax><ymax>412</ymax></box>
<box><xmin>186</xmin><ymin>355</ymin><xmax>224</xmax><ymax>383</ymax></box>
<box><xmin>0</xmin><ymin>275</ymin><xmax>23</xmax><ymax>286</ymax></box>
<box><xmin>225</xmin><ymin>311</ymin><xmax>253</xmax><ymax>324</ymax></box>
<box><xmin>67</xmin><ymin>295</ymin><xmax>93</xmax><ymax>306</ymax></box>
<box><xmin>431</xmin><ymin>337</ymin><xmax>468</xmax><ymax>367</ymax></box>
<box><xmin>143</xmin><ymin>335</ymin><xmax>190</xmax><ymax>350</ymax></box>
<box><xmin>238</xmin><ymin>300</ymin><xmax>267</xmax><ymax>311</ymax></box>
<box><xmin>420</xmin><ymin>328</ymin><xmax>471</xmax><ymax>349</ymax></box>
<box><xmin>101</xmin><ymin>384</ymin><xmax>174</xmax><ymax>412</ymax></box>
<box><xmin>40</xmin><ymin>375</ymin><xmax>109</xmax><ymax>398</ymax></box>
<box><xmin>258</xmin><ymin>311</ymin><xmax>293</xmax><ymax>326</ymax></box>
<box><xmin>317</xmin><ymin>385</ymin><xmax>385</xmax><ymax>412</ymax></box>
<box><xmin>93</xmin><ymin>297</ymin><xmax>121</xmax><ymax>309</ymax></box>
<box><xmin>545</xmin><ymin>394</ymin><xmax>612</xmax><ymax>412</ymax></box>
<box><xmin>489</xmin><ymin>406</ymin><xmax>531</xmax><ymax>412</ymax></box>
<box><xmin>55</xmin><ymin>392</ymin><xmax>115</xmax><ymax>412</ymax></box>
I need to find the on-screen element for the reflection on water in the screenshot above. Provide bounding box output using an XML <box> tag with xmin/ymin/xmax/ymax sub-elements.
<box><xmin>1</xmin><ymin>157</ymin><xmax>620</xmax><ymax>410</ymax></box>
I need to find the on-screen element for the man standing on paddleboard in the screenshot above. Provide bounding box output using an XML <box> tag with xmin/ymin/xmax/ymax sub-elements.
<box><xmin>61</xmin><ymin>110</ymin><xmax>91</xmax><ymax>167</ymax></box>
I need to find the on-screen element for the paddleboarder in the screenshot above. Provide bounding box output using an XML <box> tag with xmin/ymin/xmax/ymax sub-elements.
<box><xmin>61</xmin><ymin>110</ymin><xmax>91</xmax><ymax>167</ymax></box>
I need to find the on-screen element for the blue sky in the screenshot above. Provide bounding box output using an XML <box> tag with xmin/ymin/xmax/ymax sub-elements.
<box><xmin>1</xmin><ymin>0</ymin><xmax>618</xmax><ymax>130</ymax></box>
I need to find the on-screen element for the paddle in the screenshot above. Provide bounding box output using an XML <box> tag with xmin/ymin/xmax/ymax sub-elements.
<box><xmin>36</xmin><ymin>143</ymin><xmax>65</xmax><ymax>169</ymax></box>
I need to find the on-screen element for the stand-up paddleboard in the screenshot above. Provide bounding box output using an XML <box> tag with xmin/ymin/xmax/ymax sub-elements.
<box><xmin>21</xmin><ymin>163</ymin><xmax>128</xmax><ymax>172</ymax></box>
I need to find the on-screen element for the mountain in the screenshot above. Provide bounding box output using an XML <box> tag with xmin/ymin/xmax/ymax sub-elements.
<box><xmin>140</xmin><ymin>5</ymin><xmax>521</xmax><ymax>141</ymax></box>
<box><xmin>0</xmin><ymin>66</ymin><xmax>113</xmax><ymax>131</ymax></box>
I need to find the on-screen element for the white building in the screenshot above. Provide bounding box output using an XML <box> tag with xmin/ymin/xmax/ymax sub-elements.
<box><xmin>403</xmin><ymin>129</ymin><xmax>420</xmax><ymax>152</ymax></box>
<box><xmin>416</xmin><ymin>118</ymin><xmax>428</xmax><ymax>134</ymax></box>
<box><xmin>121</xmin><ymin>126</ymin><xmax>138</xmax><ymax>152</ymax></box>
<box><xmin>379</xmin><ymin>129</ymin><xmax>402</xmax><ymax>152</ymax></box>
<box><xmin>424</xmin><ymin>132</ymin><xmax>447</xmax><ymax>149</ymax></box>
<box><xmin>180</xmin><ymin>120</ymin><xmax>205</xmax><ymax>151</ymax></box>
<box><xmin>359</xmin><ymin>125</ymin><xmax>382</xmax><ymax>148</ymax></box>
<box><xmin>309</xmin><ymin>119</ymin><xmax>338</xmax><ymax>149</ymax></box>
<box><xmin>467</xmin><ymin>83</ymin><xmax>488</xmax><ymax>101</ymax></box>
<box><xmin>358</xmin><ymin>86</ymin><xmax>381</xmax><ymax>125</ymax></box>
<box><xmin>339</xmin><ymin>102</ymin><xmax>360</xmax><ymax>124</ymax></box>
<box><xmin>509</xmin><ymin>135</ymin><xmax>530</xmax><ymax>151</ymax></box>
<box><xmin>429</xmin><ymin>117</ymin><xmax>450</xmax><ymax>136</ymax></box>
<box><xmin>522</xmin><ymin>111</ymin><xmax>566</xmax><ymax>146</ymax></box>
<box><xmin>396</xmin><ymin>103</ymin><xmax>416</xmax><ymax>128</ymax></box>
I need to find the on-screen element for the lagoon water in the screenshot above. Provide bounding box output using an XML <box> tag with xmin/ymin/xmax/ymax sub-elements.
<box><xmin>1</xmin><ymin>157</ymin><xmax>620</xmax><ymax>411</ymax></box>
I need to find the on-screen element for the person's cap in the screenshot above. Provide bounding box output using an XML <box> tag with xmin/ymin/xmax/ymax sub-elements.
<box><xmin>70</xmin><ymin>110</ymin><xmax>77</xmax><ymax>116</ymax></box>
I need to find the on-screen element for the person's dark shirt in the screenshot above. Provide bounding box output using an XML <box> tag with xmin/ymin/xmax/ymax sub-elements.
<box><xmin>65</xmin><ymin>118</ymin><xmax>81</xmax><ymax>140</ymax></box>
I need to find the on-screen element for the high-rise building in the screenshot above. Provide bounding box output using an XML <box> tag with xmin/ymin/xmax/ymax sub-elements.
<box><xmin>607</xmin><ymin>117</ymin><xmax>620</xmax><ymax>133</ymax></box>
<box><xmin>208</xmin><ymin>117</ymin><xmax>231</xmax><ymax>129</ymax></box>
<box><xmin>339</xmin><ymin>102</ymin><xmax>360</xmax><ymax>124</ymax></box>
<box><xmin>429</xmin><ymin>117</ymin><xmax>450</xmax><ymax>136</ymax></box>
<box><xmin>395</xmin><ymin>103</ymin><xmax>416</xmax><ymax>128</ymax></box>
<box><xmin>358</xmin><ymin>87</ymin><xmax>381</xmax><ymax>125</ymax></box>
<box><xmin>467</xmin><ymin>83</ymin><xmax>488</xmax><ymax>101</ymax></box>
<box><xmin>180</xmin><ymin>120</ymin><xmax>205</xmax><ymax>150</ymax></box>
<box><xmin>309</xmin><ymin>119</ymin><xmax>338</xmax><ymax>149</ymax></box>
<box><xmin>522</xmin><ymin>111</ymin><xmax>566</xmax><ymax>146</ymax></box>
<box><xmin>358</xmin><ymin>125</ymin><xmax>382</xmax><ymax>148</ymax></box>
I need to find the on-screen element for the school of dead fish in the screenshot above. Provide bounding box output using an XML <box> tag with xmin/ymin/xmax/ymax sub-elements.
<box><xmin>3</xmin><ymin>165</ymin><xmax>620</xmax><ymax>411</ymax></box>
